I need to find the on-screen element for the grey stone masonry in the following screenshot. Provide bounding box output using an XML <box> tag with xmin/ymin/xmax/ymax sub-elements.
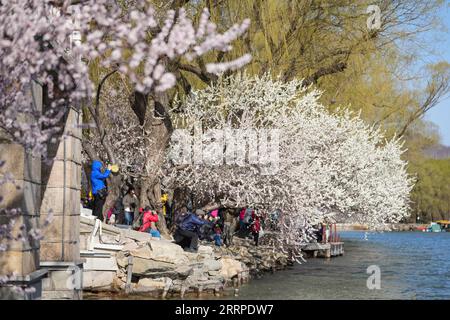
<box><xmin>40</xmin><ymin>107</ymin><xmax>82</xmax><ymax>263</ymax></box>
<box><xmin>0</xmin><ymin>82</ymin><xmax>45</xmax><ymax>299</ymax></box>
<box><xmin>40</xmin><ymin>106</ymin><xmax>83</xmax><ymax>300</ymax></box>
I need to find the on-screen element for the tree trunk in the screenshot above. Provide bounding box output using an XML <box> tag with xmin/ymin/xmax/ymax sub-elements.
<box><xmin>103</xmin><ymin>173</ymin><xmax>122</xmax><ymax>222</ymax></box>
<box><xmin>136</xmin><ymin>91</ymin><xmax>173</xmax><ymax>237</ymax></box>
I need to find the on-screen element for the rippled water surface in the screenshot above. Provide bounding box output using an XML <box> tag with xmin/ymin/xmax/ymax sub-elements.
<box><xmin>233</xmin><ymin>231</ymin><xmax>450</xmax><ymax>300</ymax></box>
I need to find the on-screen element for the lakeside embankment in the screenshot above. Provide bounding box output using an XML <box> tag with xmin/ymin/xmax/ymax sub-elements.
<box><xmin>80</xmin><ymin>217</ymin><xmax>290</xmax><ymax>299</ymax></box>
<box><xmin>336</xmin><ymin>223</ymin><xmax>427</xmax><ymax>232</ymax></box>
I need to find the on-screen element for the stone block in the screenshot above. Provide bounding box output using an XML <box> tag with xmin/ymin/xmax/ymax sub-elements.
<box><xmin>54</xmin><ymin>135</ymin><xmax>82</xmax><ymax>165</ymax></box>
<box><xmin>39</xmin><ymin>214</ymin><xmax>79</xmax><ymax>243</ymax></box>
<box><xmin>0</xmin><ymin>144</ymin><xmax>24</xmax><ymax>177</ymax></box>
<box><xmin>83</xmin><ymin>256</ymin><xmax>118</xmax><ymax>271</ymax></box>
<box><xmin>0</xmin><ymin>249</ymin><xmax>39</xmax><ymax>276</ymax></box>
<box><xmin>0</xmin><ymin>275</ymin><xmax>43</xmax><ymax>300</ymax></box>
<box><xmin>42</xmin><ymin>160</ymin><xmax>80</xmax><ymax>190</ymax></box>
<box><xmin>64</xmin><ymin>108</ymin><xmax>82</xmax><ymax>140</ymax></box>
<box><xmin>40</xmin><ymin>241</ymin><xmax>80</xmax><ymax>262</ymax></box>
<box><xmin>0</xmin><ymin>179</ymin><xmax>41</xmax><ymax>215</ymax></box>
<box><xmin>42</xmin><ymin>289</ymin><xmax>81</xmax><ymax>300</ymax></box>
<box><xmin>0</xmin><ymin>214</ymin><xmax>40</xmax><ymax>251</ymax></box>
<box><xmin>42</xmin><ymin>270</ymin><xmax>72</xmax><ymax>291</ymax></box>
<box><xmin>41</xmin><ymin>186</ymin><xmax>80</xmax><ymax>216</ymax></box>
<box><xmin>0</xmin><ymin>144</ymin><xmax>41</xmax><ymax>184</ymax></box>
<box><xmin>82</xmin><ymin>270</ymin><xmax>114</xmax><ymax>290</ymax></box>
<box><xmin>23</xmin><ymin>153</ymin><xmax>41</xmax><ymax>184</ymax></box>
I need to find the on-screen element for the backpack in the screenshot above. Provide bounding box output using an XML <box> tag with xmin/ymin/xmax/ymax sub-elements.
<box><xmin>175</xmin><ymin>213</ymin><xmax>190</xmax><ymax>229</ymax></box>
<box><xmin>243</xmin><ymin>208</ymin><xmax>253</xmax><ymax>224</ymax></box>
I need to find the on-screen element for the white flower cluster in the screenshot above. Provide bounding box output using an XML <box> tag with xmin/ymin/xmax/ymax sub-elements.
<box><xmin>164</xmin><ymin>73</ymin><xmax>414</xmax><ymax>260</ymax></box>
<box><xmin>0</xmin><ymin>0</ymin><xmax>250</xmax><ymax>155</ymax></box>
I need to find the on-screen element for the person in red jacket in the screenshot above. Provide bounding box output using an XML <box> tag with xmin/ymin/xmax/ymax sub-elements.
<box><xmin>251</xmin><ymin>211</ymin><xmax>261</xmax><ymax>246</ymax></box>
<box><xmin>139</xmin><ymin>206</ymin><xmax>161</xmax><ymax>238</ymax></box>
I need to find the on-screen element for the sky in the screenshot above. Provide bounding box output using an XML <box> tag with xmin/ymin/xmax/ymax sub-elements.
<box><xmin>423</xmin><ymin>4</ymin><xmax>450</xmax><ymax>146</ymax></box>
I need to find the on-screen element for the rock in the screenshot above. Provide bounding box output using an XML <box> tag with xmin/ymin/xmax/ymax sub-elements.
<box><xmin>123</xmin><ymin>238</ymin><xmax>136</xmax><ymax>244</ymax></box>
<box><xmin>220</xmin><ymin>257</ymin><xmax>244</xmax><ymax>280</ymax></box>
<box><xmin>208</xmin><ymin>270</ymin><xmax>220</xmax><ymax>276</ymax></box>
<box><xmin>120</xmin><ymin>228</ymin><xmax>152</xmax><ymax>242</ymax></box>
<box><xmin>184</xmin><ymin>275</ymin><xmax>205</xmax><ymax>287</ymax></box>
<box><xmin>203</xmin><ymin>259</ymin><xmax>222</xmax><ymax>271</ymax></box>
<box><xmin>132</xmin><ymin>257</ymin><xmax>193</xmax><ymax>279</ymax></box>
<box><xmin>172</xmin><ymin>279</ymin><xmax>183</xmax><ymax>286</ymax></box>
<box><xmin>134</xmin><ymin>280</ymin><xmax>165</xmax><ymax>293</ymax></box>
<box><xmin>116</xmin><ymin>251</ymin><xmax>129</xmax><ymax>268</ymax></box>
<box><xmin>137</xmin><ymin>277</ymin><xmax>167</xmax><ymax>289</ymax></box>
<box><xmin>198</xmin><ymin>245</ymin><xmax>213</xmax><ymax>255</ymax></box>
<box><xmin>193</xmin><ymin>279</ymin><xmax>224</xmax><ymax>290</ymax></box>
<box><xmin>149</xmin><ymin>240</ymin><xmax>190</xmax><ymax>265</ymax></box>
<box><xmin>117</xmin><ymin>268</ymin><xmax>126</xmax><ymax>278</ymax></box>
<box><xmin>112</xmin><ymin>275</ymin><xmax>126</xmax><ymax>290</ymax></box>
<box><xmin>130</xmin><ymin>243</ymin><xmax>153</xmax><ymax>259</ymax></box>
<box><xmin>132</xmin><ymin>257</ymin><xmax>175</xmax><ymax>274</ymax></box>
<box><xmin>122</xmin><ymin>241</ymin><xmax>139</xmax><ymax>252</ymax></box>
<box><xmin>176</xmin><ymin>265</ymin><xmax>194</xmax><ymax>278</ymax></box>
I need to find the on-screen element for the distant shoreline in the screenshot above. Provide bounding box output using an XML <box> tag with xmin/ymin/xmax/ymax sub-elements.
<box><xmin>336</xmin><ymin>223</ymin><xmax>428</xmax><ymax>232</ymax></box>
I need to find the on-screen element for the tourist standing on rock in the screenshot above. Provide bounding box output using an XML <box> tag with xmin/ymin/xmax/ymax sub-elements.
<box><xmin>139</xmin><ymin>206</ymin><xmax>161</xmax><ymax>238</ymax></box>
<box><xmin>174</xmin><ymin>208</ymin><xmax>208</xmax><ymax>253</ymax></box>
<box><xmin>238</xmin><ymin>207</ymin><xmax>253</xmax><ymax>237</ymax></box>
<box><xmin>90</xmin><ymin>160</ymin><xmax>112</xmax><ymax>220</ymax></box>
<box><xmin>315</xmin><ymin>223</ymin><xmax>324</xmax><ymax>243</ymax></box>
<box><xmin>222</xmin><ymin>209</ymin><xmax>235</xmax><ymax>246</ymax></box>
<box><xmin>251</xmin><ymin>211</ymin><xmax>261</xmax><ymax>246</ymax></box>
<box><xmin>122</xmin><ymin>187</ymin><xmax>138</xmax><ymax>226</ymax></box>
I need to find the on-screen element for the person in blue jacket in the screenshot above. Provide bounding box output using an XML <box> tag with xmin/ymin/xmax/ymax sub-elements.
<box><xmin>174</xmin><ymin>207</ymin><xmax>208</xmax><ymax>252</ymax></box>
<box><xmin>90</xmin><ymin>160</ymin><xmax>111</xmax><ymax>220</ymax></box>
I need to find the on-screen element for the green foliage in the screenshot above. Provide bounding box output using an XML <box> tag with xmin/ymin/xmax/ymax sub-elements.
<box><xmin>409</xmin><ymin>158</ymin><xmax>450</xmax><ymax>222</ymax></box>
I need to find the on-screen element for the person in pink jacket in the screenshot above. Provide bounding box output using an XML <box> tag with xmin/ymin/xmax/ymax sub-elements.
<box><xmin>139</xmin><ymin>206</ymin><xmax>161</xmax><ymax>238</ymax></box>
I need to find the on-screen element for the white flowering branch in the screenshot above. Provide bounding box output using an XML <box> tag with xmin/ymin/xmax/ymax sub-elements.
<box><xmin>163</xmin><ymin>73</ymin><xmax>414</xmax><ymax>261</ymax></box>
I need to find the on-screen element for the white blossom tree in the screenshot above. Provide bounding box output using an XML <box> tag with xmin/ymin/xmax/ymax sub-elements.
<box><xmin>163</xmin><ymin>73</ymin><xmax>414</xmax><ymax>262</ymax></box>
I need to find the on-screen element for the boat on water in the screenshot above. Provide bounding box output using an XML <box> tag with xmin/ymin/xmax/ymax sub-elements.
<box><xmin>423</xmin><ymin>220</ymin><xmax>450</xmax><ymax>232</ymax></box>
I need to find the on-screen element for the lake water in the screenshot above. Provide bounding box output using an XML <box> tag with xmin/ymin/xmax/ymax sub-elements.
<box><xmin>233</xmin><ymin>231</ymin><xmax>450</xmax><ymax>300</ymax></box>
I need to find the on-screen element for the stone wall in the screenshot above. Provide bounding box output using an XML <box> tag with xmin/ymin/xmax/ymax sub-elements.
<box><xmin>40</xmin><ymin>107</ymin><xmax>82</xmax><ymax>262</ymax></box>
<box><xmin>0</xmin><ymin>83</ymin><xmax>46</xmax><ymax>299</ymax></box>
<box><xmin>40</xmin><ymin>107</ymin><xmax>83</xmax><ymax>300</ymax></box>
<box><xmin>0</xmin><ymin>82</ymin><xmax>83</xmax><ymax>300</ymax></box>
